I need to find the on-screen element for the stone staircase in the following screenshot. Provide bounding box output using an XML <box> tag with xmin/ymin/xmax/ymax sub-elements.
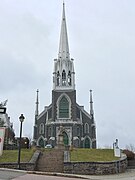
<box><xmin>128</xmin><ymin>159</ymin><xmax>135</xmax><ymax>169</ymax></box>
<box><xmin>36</xmin><ymin>149</ymin><xmax>64</xmax><ymax>172</ymax></box>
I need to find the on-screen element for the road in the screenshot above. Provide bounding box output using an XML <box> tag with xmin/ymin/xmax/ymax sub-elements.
<box><xmin>0</xmin><ymin>169</ymin><xmax>135</xmax><ymax>180</ymax></box>
<box><xmin>13</xmin><ymin>174</ymin><xmax>83</xmax><ymax>180</ymax></box>
<box><xmin>0</xmin><ymin>169</ymin><xmax>83</xmax><ymax>180</ymax></box>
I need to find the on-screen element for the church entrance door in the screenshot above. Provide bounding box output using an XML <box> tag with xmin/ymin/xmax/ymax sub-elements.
<box><xmin>63</xmin><ymin>132</ymin><xmax>69</xmax><ymax>146</ymax></box>
<box><xmin>84</xmin><ymin>137</ymin><xmax>90</xmax><ymax>148</ymax></box>
<box><xmin>39</xmin><ymin>138</ymin><xmax>44</xmax><ymax>148</ymax></box>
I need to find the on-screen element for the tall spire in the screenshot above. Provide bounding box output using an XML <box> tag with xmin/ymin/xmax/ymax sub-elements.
<box><xmin>90</xmin><ymin>90</ymin><xmax>94</xmax><ymax>117</ymax></box>
<box><xmin>58</xmin><ymin>2</ymin><xmax>70</xmax><ymax>60</ymax></box>
<box><xmin>53</xmin><ymin>2</ymin><xmax>75</xmax><ymax>90</ymax></box>
<box><xmin>35</xmin><ymin>89</ymin><xmax>39</xmax><ymax>116</ymax></box>
<box><xmin>33</xmin><ymin>89</ymin><xmax>39</xmax><ymax>144</ymax></box>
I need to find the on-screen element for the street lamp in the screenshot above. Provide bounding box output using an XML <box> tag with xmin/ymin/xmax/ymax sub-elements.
<box><xmin>17</xmin><ymin>114</ymin><xmax>25</xmax><ymax>169</ymax></box>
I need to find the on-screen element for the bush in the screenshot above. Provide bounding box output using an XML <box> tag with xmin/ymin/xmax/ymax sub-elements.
<box><xmin>123</xmin><ymin>149</ymin><xmax>135</xmax><ymax>160</ymax></box>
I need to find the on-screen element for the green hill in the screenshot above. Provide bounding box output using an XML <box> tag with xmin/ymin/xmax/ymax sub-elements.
<box><xmin>0</xmin><ymin>149</ymin><xmax>34</xmax><ymax>163</ymax></box>
<box><xmin>70</xmin><ymin>148</ymin><xmax>120</xmax><ymax>162</ymax></box>
<box><xmin>0</xmin><ymin>148</ymin><xmax>120</xmax><ymax>163</ymax></box>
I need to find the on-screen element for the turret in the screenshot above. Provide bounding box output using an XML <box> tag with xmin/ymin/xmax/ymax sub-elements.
<box><xmin>90</xmin><ymin>90</ymin><xmax>94</xmax><ymax>118</ymax></box>
<box><xmin>35</xmin><ymin>89</ymin><xmax>39</xmax><ymax>117</ymax></box>
<box><xmin>33</xmin><ymin>89</ymin><xmax>39</xmax><ymax>144</ymax></box>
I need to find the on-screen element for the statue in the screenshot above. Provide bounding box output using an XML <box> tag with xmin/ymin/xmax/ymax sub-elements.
<box><xmin>113</xmin><ymin>139</ymin><xmax>121</xmax><ymax>157</ymax></box>
<box><xmin>56</xmin><ymin>125</ymin><xmax>65</xmax><ymax>149</ymax></box>
<box><xmin>113</xmin><ymin>139</ymin><xmax>119</xmax><ymax>149</ymax></box>
<box><xmin>0</xmin><ymin>100</ymin><xmax>8</xmax><ymax>107</ymax></box>
<box><xmin>59</xmin><ymin>125</ymin><xmax>64</xmax><ymax>135</ymax></box>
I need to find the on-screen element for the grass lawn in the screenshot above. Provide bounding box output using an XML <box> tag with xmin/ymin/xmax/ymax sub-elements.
<box><xmin>70</xmin><ymin>148</ymin><xmax>120</xmax><ymax>162</ymax></box>
<box><xmin>0</xmin><ymin>149</ymin><xmax>34</xmax><ymax>163</ymax></box>
<box><xmin>0</xmin><ymin>148</ymin><xmax>120</xmax><ymax>163</ymax></box>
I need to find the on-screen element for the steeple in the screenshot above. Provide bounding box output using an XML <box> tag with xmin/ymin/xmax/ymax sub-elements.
<box><xmin>53</xmin><ymin>2</ymin><xmax>75</xmax><ymax>90</ymax></box>
<box><xmin>90</xmin><ymin>90</ymin><xmax>94</xmax><ymax>117</ymax></box>
<box><xmin>58</xmin><ymin>2</ymin><xmax>70</xmax><ymax>60</ymax></box>
<box><xmin>33</xmin><ymin>89</ymin><xmax>39</xmax><ymax>144</ymax></box>
<box><xmin>35</xmin><ymin>89</ymin><xmax>39</xmax><ymax>116</ymax></box>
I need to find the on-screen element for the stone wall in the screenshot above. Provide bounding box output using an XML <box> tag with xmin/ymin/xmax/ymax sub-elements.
<box><xmin>64</xmin><ymin>155</ymin><xmax>127</xmax><ymax>175</ymax></box>
<box><xmin>0</xmin><ymin>150</ymin><xmax>40</xmax><ymax>171</ymax></box>
<box><xmin>0</xmin><ymin>162</ymin><xmax>35</xmax><ymax>171</ymax></box>
<box><xmin>0</xmin><ymin>150</ymin><xmax>127</xmax><ymax>175</ymax></box>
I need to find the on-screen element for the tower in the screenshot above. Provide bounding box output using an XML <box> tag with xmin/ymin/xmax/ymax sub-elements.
<box><xmin>34</xmin><ymin>3</ymin><xmax>96</xmax><ymax>148</ymax></box>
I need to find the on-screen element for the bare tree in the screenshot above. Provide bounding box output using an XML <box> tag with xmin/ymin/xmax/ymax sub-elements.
<box><xmin>125</xmin><ymin>144</ymin><xmax>135</xmax><ymax>152</ymax></box>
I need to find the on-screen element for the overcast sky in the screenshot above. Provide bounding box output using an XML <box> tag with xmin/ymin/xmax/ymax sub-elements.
<box><xmin>0</xmin><ymin>0</ymin><xmax>135</xmax><ymax>149</ymax></box>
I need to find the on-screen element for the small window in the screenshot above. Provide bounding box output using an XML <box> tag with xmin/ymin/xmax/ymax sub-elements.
<box><xmin>57</xmin><ymin>71</ymin><xmax>60</xmax><ymax>86</ymax></box>
<box><xmin>62</xmin><ymin>70</ymin><xmax>66</xmax><ymax>86</ymax></box>
<box><xmin>68</xmin><ymin>71</ymin><xmax>71</xmax><ymax>85</ymax></box>
<box><xmin>77</xmin><ymin>127</ymin><xmax>80</xmax><ymax>136</ymax></box>
<box><xmin>84</xmin><ymin>123</ymin><xmax>89</xmax><ymax>134</ymax></box>
<box><xmin>48</xmin><ymin>127</ymin><xmax>51</xmax><ymax>136</ymax></box>
<box><xmin>39</xmin><ymin>123</ymin><xmax>44</xmax><ymax>134</ymax></box>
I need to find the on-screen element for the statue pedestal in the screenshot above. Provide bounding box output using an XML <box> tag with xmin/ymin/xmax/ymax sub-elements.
<box><xmin>56</xmin><ymin>126</ymin><xmax>65</xmax><ymax>150</ymax></box>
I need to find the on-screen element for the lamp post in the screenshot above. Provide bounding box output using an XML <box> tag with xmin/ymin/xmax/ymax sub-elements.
<box><xmin>17</xmin><ymin>114</ymin><xmax>25</xmax><ymax>169</ymax></box>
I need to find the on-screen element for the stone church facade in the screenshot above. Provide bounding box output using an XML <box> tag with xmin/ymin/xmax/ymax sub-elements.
<box><xmin>33</xmin><ymin>3</ymin><xmax>96</xmax><ymax>148</ymax></box>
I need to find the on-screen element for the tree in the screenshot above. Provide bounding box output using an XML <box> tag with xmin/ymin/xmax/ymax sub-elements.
<box><xmin>125</xmin><ymin>144</ymin><xmax>135</xmax><ymax>152</ymax></box>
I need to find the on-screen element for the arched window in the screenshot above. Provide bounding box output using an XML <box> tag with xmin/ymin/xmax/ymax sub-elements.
<box><xmin>77</xmin><ymin>127</ymin><xmax>80</xmax><ymax>136</ymax></box>
<box><xmin>62</xmin><ymin>70</ymin><xmax>66</xmax><ymax>86</ymax></box>
<box><xmin>59</xmin><ymin>96</ymin><xmax>69</xmax><ymax>118</ymax></box>
<box><xmin>92</xmin><ymin>127</ymin><xmax>95</xmax><ymax>137</ymax></box>
<box><xmin>38</xmin><ymin>137</ymin><xmax>44</xmax><ymax>148</ymax></box>
<box><xmin>57</xmin><ymin>71</ymin><xmax>60</xmax><ymax>86</ymax></box>
<box><xmin>48</xmin><ymin>127</ymin><xmax>51</xmax><ymax>136</ymax></box>
<box><xmin>68</xmin><ymin>71</ymin><xmax>71</xmax><ymax>85</ymax></box>
<box><xmin>84</xmin><ymin>123</ymin><xmax>89</xmax><ymax>134</ymax></box>
<box><xmin>84</xmin><ymin>137</ymin><xmax>91</xmax><ymax>148</ymax></box>
<box><xmin>39</xmin><ymin>123</ymin><xmax>44</xmax><ymax>134</ymax></box>
<box><xmin>63</xmin><ymin>132</ymin><xmax>69</xmax><ymax>145</ymax></box>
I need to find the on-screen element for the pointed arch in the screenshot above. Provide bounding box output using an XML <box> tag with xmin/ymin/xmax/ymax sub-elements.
<box><xmin>84</xmin><ymin>123</ymin><xmax>89</xmax><ymax>134</ymax></box>
<box><xmin>59</xmin><ymin>96</ymin><xmax>69</xmax><ymax>118</ymax></box>
<box><xmin>62</xmin><ymin>70</ymin><xmax>66</xmax><ymax>85</ymax></box>
<box><xmin>77</xmin><ymin>127</ymin><xmax>80</xmax><ymax>136</ymax></box>
<box><xmin>68</xmin><ymin>71</ymin><xmax>71</xmax><ymax>85</ymax></box>
<box><xmin>57</xmin><ymin>93</ymin><xmax>71</xmax><ymax>119</ymax></box>
<box><xmin>37</xmin><ymin>136</ymin><xmax>44</xmax><ymax>148</ymax></box>
<box><xmin>84</xmin><ymin>136</ymin><xmax>92</xmax><ymax>148</ymax></box>
<box><xmin>57</xmin><ymin>71</ymin><xmax>60</xmax><ymax>86</ymax></box>
<box><xmin>39</xmin><ymin>123</ymin><xmax>44</xmax><ymax>134</ymax></box>
<box><xmin>62</xmin><ymin>131</ymin><xmax>69</xmax><ymax>146</ymax></box>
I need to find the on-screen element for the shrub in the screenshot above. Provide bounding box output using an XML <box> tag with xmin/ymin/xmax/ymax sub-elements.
<box><xmin>123</xmin><ymin>149</ymin><xmax>135</xmax><ymax>160</ymax></box>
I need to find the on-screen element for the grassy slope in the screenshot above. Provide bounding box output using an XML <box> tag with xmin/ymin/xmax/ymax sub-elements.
<box><xmin>70</xmin><ymin>149</ymin><xmax>119</xmax><ymax>162</ymax></box>
<box><xmin>0</xmin><ymin>148</ymin><xmax>119</xmax><ymax>163</ymax></box>
<box><xmin>0</xmin><ymin>149</ymin><xmax>34</xmax><ymax>163</ymax></box>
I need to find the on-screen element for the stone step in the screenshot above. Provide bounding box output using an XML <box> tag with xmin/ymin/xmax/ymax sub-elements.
<box><xmin>36</xmin><ymin>149</ymin><xmax>64</xmax><ymax>172</ymax></box>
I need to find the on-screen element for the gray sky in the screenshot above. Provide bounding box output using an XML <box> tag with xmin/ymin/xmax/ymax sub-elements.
<box><xmin>0</xmin><ymin>0</ymin><xmax>135</xmax><ymax>148</ymax></box>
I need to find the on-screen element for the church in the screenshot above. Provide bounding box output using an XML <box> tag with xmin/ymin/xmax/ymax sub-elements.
<box><xmin>33</xmin><ymin>3</ymin><xmax>96</xmax><ymax>148</ymax></box>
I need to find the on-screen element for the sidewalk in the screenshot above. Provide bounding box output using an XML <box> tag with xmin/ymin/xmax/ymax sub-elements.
<box><xmin>27</xmin><ymin>169</ymin><xmax>135</xmax><ymax>180</ymax></box>
<box><xmin>1</xmin><ymin>168</ymin><xmax>135</xmax><ymax>180</ymax></box>
<box><xmin>80</xmin><ymin>169</ymin><xmax>135</xmax><ymax>179</ymax></box>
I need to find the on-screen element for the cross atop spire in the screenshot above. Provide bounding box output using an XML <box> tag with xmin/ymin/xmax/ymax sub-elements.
<box><xmin>58</xmin><ymin>2</ymin><xmax>70</xmax><ymax>60</ymax></box>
